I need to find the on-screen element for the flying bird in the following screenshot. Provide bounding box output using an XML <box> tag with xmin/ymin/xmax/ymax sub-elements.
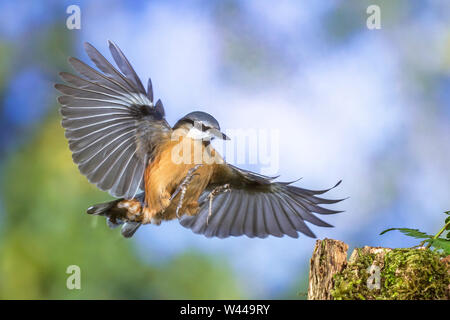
<box><xmin>55</xmin><ymin>41</ymin><xmax>344</xmax><ymax>239</ymax></box>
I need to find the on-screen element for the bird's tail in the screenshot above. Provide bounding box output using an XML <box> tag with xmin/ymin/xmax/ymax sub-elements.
<box><xmin>87</xmin><ymin>193</ymin><xmax>145</xmax><ymax>238</ymax></box>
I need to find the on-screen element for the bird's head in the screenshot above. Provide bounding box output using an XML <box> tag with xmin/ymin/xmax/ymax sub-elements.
<box><xmin>173</xmin><ymin>111</ymin><xmax>230</xmax><ymax>141</ymax></box>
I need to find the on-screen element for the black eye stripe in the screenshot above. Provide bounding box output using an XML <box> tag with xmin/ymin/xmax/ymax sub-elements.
<box><xmin>186</xmin><ymin>119</ymin><xmax>211</xmax><ymax>131</ymax></box>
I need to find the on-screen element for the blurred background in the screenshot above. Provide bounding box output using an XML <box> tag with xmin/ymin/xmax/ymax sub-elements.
<box><xmin>0</xmin><ymin>0</ymin><xmax>449</xmax><ymax>299</ymax></box>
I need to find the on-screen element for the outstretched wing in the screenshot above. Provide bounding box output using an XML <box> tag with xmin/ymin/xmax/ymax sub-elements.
<box><xmin>179</xmin><ymin>164</ymin><xmax>344</xmax><ymax>239</ymax></box>
<box><xmin>56</xmin><ymin>41</ymin><xmax>171</xmax><ymax>199</ymax></box>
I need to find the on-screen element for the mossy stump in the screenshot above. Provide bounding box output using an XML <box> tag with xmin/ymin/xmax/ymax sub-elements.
<box><xmin>308</xmin><ymin>239</ymin><xmax>450</xmax><ymax>300</ymax></box>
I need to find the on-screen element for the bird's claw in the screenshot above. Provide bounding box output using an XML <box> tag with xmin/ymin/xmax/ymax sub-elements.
<box><xmin>206</xmin><ymin>183</ymin><xmax>231</xmax><ymax>225</ymax></box>
<box><xmin>171</xmin><ymin>164</ymin><xmax>203</xmax><ymax>218</ymax></box>
<box><xmin>170</xmin><ymin>164</ymin><xmax>203</xmax><ymax>201</ymax></box>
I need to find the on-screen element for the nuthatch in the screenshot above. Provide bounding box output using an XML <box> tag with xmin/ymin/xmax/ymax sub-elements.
<box><xmin>55</xmin><ymin>41</ymin><xmax>344</xmax><ymax>239</ymax></box>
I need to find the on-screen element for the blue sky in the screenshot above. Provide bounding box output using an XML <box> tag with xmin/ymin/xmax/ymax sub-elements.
<box><xmin>0</xmin><ymin>0</ymin><xmax>449</xmax><ymax>298</ymax></box>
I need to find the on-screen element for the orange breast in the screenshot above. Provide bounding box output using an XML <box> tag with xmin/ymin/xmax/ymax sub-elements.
<box><xmin>144</xmin><ymin>136</ymin><xmax>220</xmax><ymax>220</ymax></box>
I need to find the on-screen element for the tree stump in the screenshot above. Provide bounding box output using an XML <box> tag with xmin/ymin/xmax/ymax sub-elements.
<box><xmin>308</xmin><ymin>239</ymin><xmax>450</xmax><ymax>300</ymax></box>
<box><xmin>308</xmin><ymin>238</ymin><xmax>348</xmax><ymax>300</ymax></box>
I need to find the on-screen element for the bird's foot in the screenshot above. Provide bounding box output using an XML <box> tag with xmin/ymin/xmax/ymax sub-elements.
<box><xmin>206</xmin><ymin>184</ymin><xmax>231</xmax><ymax>225</ymax></box>
<box><xmin>170</xmin><ymin>164</ymin><xmax>203</xmax><ymax>218</ymax></box>
<box><xmin>170</xmin><ymin>164</ymin><xmax>203</xmax><ymax>201</ymax></box>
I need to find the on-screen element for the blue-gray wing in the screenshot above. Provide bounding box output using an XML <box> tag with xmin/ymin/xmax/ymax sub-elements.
<box><xmin>56</xmin><ymin>41</ymin><xmax>170</xmax><ymax>199</ymax></box>
<box><xmin>179</xmin><ymin>165</ymin><xmax>344</xmax><ymax>239</ymax></box>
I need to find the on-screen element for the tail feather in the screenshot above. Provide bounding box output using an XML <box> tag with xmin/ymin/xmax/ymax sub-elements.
<box><xmin>87</xmin><ymin>192</ymin><xmax>145</xmax><ymax>237</ymax></box>
<box><xmin>120</xmin><ymin>222</ymin><xmax>141</xmax><ymax>238</ymax></box>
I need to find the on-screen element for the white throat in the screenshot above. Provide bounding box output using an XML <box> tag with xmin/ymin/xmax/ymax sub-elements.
<box><xmin>186</xmin><ymin>126</ymin><xmax>211</xmax><ymax>140</ymax></box>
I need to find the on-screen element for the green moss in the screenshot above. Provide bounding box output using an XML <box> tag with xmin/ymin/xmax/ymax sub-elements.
<box><xmin>382</xmin><ymin>249</ymin><xmax>448</xmax><ymax>299</ymax></box>
<box><xmin>331</xmin><ymin>248</ymin><xmax>379</xmax><ymax>300</ymax></box>
<box><xmin>331</xmin><ymin>248</ymin><xmax>449</xmax><ymax>300</ymax></box>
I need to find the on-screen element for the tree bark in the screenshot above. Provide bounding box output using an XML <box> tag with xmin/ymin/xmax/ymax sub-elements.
<box><xmin>307</xmin><ymin>238</ymin><xmax>348</xmax><ymax>300</ymax></box>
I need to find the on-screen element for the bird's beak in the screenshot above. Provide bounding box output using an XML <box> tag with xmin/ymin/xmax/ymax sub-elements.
<box><xmin>209</xmin><ymin>128</ymin><xmax>230</xmax><ymax>140</ymax></box>
<box><xmin>221</xmin><ymin>132</ymin><xmax>231</xmax><ymax>140</ymax></box>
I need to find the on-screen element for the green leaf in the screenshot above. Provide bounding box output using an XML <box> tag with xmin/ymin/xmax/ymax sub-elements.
<box><xmin>379</xmin><ymin>228</ymin><xmax>397</xmax><ymax>235</ymax></box>
<box><xmin>445</xmin><ymin>215</ymin><xmax>450</xmax><ymax>227</ymax></box>
<box><xmin>380</xmin><ymin>228</ymin><xmax>432</xmax><ymax>239</ymax></box>
<box><xmin>427</xmin><ymin>238</ymin><xmax>450</xmax><ymax>255</ymax></box>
